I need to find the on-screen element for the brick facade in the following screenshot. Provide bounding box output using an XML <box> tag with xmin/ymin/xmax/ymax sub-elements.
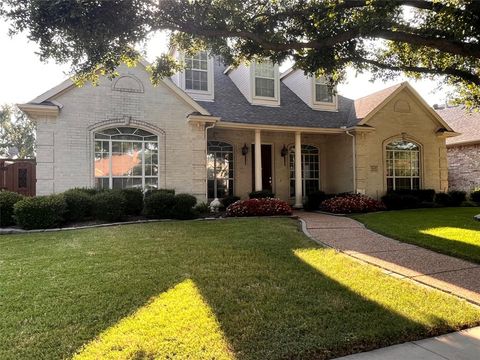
<box><xmin>447</xmin><ymin>144</ymin><xmax>480</xmax><ymax>192</ymax></box>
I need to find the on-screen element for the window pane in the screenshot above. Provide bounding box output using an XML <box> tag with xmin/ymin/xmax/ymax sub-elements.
<box><xmin>94</xmin><ymin>127</ymin><xmax>159</xmax><ymax>190</ymax></box>
<box><xmin>315</xmin><ymin>84</ymin><xmax>333</xmax><ymax>103</ymax></box>
<box><xmin>255</xmin><ymin>61</ymin><xmax>275</xmax><ymax>78</ymax></box>
<box><xmin>207</xmin><ymin>141</ymin><xmax>234</xmax><ymax>199</ymax></box>
<box><xmin>255</xmin><ymin>78</ymin><xmax>275</xmax><ymax>97</ymax></box>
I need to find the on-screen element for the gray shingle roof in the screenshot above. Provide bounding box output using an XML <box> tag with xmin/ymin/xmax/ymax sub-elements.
<box><xmin>197</xmin><ymin>61</ymin><xmax>355</xmax><ymax>128</ymax></box>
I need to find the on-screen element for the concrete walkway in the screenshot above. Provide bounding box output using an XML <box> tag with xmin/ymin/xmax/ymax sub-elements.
<box><xmin>297</xmin><ymin>211</ymin><xmax>480</xmax><ymax>359</ymax></box>
<box><xmin>298</xmin><ymin>211</ymin><xmax>480</xmax><ymax>304</ymax></box>
<box><xmin>335</xmin><ymin>326</ymin><xmax>480</xmax><ymax>360</ymax></box>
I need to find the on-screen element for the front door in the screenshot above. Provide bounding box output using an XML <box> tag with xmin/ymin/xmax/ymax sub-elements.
<box><xmin>251</xmin><ymin>144</ymin><xmax>273</xmax><ymax>192</ymax></box>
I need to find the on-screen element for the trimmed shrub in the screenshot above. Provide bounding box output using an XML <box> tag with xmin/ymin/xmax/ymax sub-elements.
<box><xmin>226</xmin><ymin>198</ymin><xmax>292</xmax><ymax>217</ymax></box>
<box><xmin>71</xmin><ymin>187</ymin><xmax>102</xmax><ymax>196</ymax></box>
<box><xmin>63</xmin><ymin>189</ymin><xmax>94</xmax><ymax>222</ymax></box>
<box><xmin>435</xmin><ymin>192</ymin><xmax>453</xmax><ymax>207</ymax></box>
<box><xmin>304</xmin><ymin>191</ymin><xmax>328</xmax><ymax>211</ymax></box>
<box><xmin>448</xmin><ymin>190</ymin><xmax>467</xmax><ymax>207</ymax></box>
<box><xmin>143</xmin><ymin>191</ymin><xmax>176</xmax><ymax>219</ymax></box>
<box><xmin>221</xmin><ymin>195</ymin><xmax>240</xmax><ymax>209</ymax></box>
<box><xmin>14</xmin><ymin>195</ymin><xmax>67</xmax><ymax>229</ymax></box>
<box><xmin>121</xmin><ymin>188</ymin><xmax>144</xmax><ymax>216</ymax></box>
<box><xmin>321</xmin><ymin>194</ymin><xmax>386</xmax><ymax>214</ymax></box>
<box><xmin>171</xmin><ymin>194</ymin><xmax>197</xmax><ymax>220</ymax></box>
<box><xmin>249</xmin><ymin>190</ymin><xmax>275</xmax><ymax>199</ymax></box>
<box><xmin>145</xmin><ymin>189</ymin><xmax>175</xmax><ymax>198</ymax></box>
<box><xmin>92</xmin><ymin>190</ymin><xmax>127</xmax><ymax>222</ymax></box>
<box><xmin>381</xmin><ymin>193</ymin><xmax>420</xmax><ymax>210</ymax></box>
<box><xmin>470</xmin><ymin>189</ymin><xmax>480</xmax><ymax>204</ymax></box>
<box><xmin>0</xmin><ymin>191</ymin><xmax>24</xmax><ymax>227</ymax></box>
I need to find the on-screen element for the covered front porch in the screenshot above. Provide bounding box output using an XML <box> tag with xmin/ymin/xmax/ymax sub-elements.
<box><xmin>206</xmin><ymin>122</ymin><xmax>356</xmax><ymax>207</ymax></box>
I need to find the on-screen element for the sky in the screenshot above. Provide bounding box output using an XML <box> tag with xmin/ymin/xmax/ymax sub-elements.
<box><xmin>0</xmin><ymin>22</ymin><xmax>452</xmax><ymax>106</ymax></box>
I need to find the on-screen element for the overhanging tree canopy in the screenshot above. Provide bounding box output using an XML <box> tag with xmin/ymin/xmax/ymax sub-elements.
<box><xmin>1</xmin><ymin>0</ymin><xmax>479</xmax><ymax>106</ymax></box>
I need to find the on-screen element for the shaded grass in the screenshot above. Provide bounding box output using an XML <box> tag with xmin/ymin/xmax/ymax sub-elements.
<box><xmin>0</xmin><ymin>218</ymin><xmax>479</xmax><ymax>360</ymax></box>
<box><xmin>352</xmin><ymin>208</ymin><xmax>480</xmax><ymax>264</ymax></box>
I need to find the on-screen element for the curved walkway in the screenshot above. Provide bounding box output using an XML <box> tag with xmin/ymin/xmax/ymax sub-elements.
<box><xmin>297</xmin><ymin>211</ymin><xmax>480</xmax><ymax>305</ymax></box>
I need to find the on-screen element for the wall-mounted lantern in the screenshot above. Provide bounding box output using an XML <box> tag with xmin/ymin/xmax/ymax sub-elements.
<box><xmin>241</xmin><ymin>143</ymin><xmax>249</xmax><ymax>165</ymax></box>
<box><xmin>280</xmin><ymin>145</ymin><xmax>288</xmax><ymax>166</ymax></box>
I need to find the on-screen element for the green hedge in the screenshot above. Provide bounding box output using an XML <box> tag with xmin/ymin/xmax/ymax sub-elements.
<box><xmin>92</xmin><ymin>190</ymin><xmax>127</xmax><ymax>222</ymax></box>
<box><xmin>470</xmin><ymin>189</ymin><xmax>480</xmax><ymax>204</ymax></box>
<box><xmin>0</xmin><ymin>191</ymin><xmax>24</xmax><ymax>227</ymax></box>
<box><xmin>143</xmin><ymin>191</ymin><xmax>176</xmax><ymax>219</ymax></box>
<box><xmin>121</xmin><ymin>188</ymin><xmax>144</xmax><ymax>216</ymax></box>
<box><xmin>63</xmin><ymin>189</ymin><xmax>94</xmax><ymax>222</ymax></box>
<box><xmin>171</xmin><ymin>194</ymin><xmax>197</xmax><ymax>219</ymax></box>
<box><xmin>14</xmin><ymin>195</ymin><xmax>67</xmax><ymax>229</ymax></box>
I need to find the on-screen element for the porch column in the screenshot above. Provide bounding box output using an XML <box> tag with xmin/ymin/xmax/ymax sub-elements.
<box><xmin>294</xmin><ymin>131</ymin><xmax>303</xmax><ymax>208</ymax></box>
<box><xmin>254</xmin><ymin>129</ymin><xmax>263</xmax><ymax>191</ymax></box>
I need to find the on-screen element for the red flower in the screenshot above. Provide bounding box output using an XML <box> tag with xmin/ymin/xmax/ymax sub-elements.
<box><xmin>226</xmin><ymin>198</ymin><xmax>293</xmax><ymax>217</ymax></box>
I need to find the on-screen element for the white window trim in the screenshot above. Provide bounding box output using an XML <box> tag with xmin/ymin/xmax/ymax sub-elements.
<box><xmin>311</xmin><ymin>76</ymin><xmax>338</xmax><ymax>111</ymax></box>
<box><xmin>250</xmin><ymin>60</ymin><xmax>280</xmax><ymax>106</ymax></box>
<box><xmin>93</xmin><ymin>127</ymin><xmax>160</xmax><ymax>190</ymax></box>
<box><xmin>180</xmin><ymin>52</ymin><xmax>215</xmax><ymax>101</ymax></box>
<box><xmin>207</xmin><ymin>140</ymin><xmax>235</xmax><ymax>199</ymax></box>
<box><xmin>384</xmin><ymin>139</ymin><xmax>423</xmax><ymax>192</ymax></box>
<box><xmin>289</xmin><ymin>144</ymin><xmax>321</xmax><ymax>198</ymax></box>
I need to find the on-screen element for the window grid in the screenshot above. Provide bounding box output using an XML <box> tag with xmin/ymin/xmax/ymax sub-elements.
<box><xmin>289</xmin><ymin>145</ymin><xmax>320</xmax><ymax>197</ymax></box>
<box><xmin>94</xmin><ymin>127</ymin><xmax>159</xmax><ymax>190</ymax></box>
<box><xmin>254</xmin><ymin>61</ymin><xmax>275</xmax><ymax>98</ymax></box>
<box><xmin>185</xmin><ymin>52</ymin><xmax>209</xmax><ymax>91</ymax></box>
<box><xmin>386</xmin><ymin>140</ymin><xmax>420</xmax><ymax>191</ymax></box>
<box><xmin>315</xmin><ymin>78</ymin><xmax>334</xmax><ymax>103</ymax></box>
<box><xmin>207</xmin><ymin>141</ymin><xmax>234</xmax><ymax>199</ymax></box>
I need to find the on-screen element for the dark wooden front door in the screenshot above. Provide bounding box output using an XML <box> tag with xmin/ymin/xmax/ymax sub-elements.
<box><xmin>251</xmin><ymin>144</ymin><xmax>273</xmax><ymax>191</ymax></box>
<box><xmin>0</xmin><ymin>160</ymin><xmax>36</xmax><ymax>196</ymax></box>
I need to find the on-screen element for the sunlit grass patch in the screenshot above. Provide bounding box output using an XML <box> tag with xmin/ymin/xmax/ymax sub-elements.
<box><xmin>420</xmin><ymin>227</ymin><xmax>480</xmax><ymax>243</ymax></box>
<box><xmin>73</xmin><ymin>279</ymin><xmax>234</xmax><ymax>360</ymax></box>
<box><xmin>353</xmin><ymin>208</ymin><xmax>480</xmax><ymax>263</ymax></box>
<box><xmin>294</xmin><ymin>248</ymin><xmax>480</xmax><ymax>328</ymax></box>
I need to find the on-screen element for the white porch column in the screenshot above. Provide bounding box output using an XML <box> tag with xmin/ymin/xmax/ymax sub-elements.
<box><xmin>254</xmin><ymin>129</ymin><xmax>262</xmax><ymax>191</ymax></box>
<box><xmin>294</xmin><ymin>131</ymin><xmax>303</xmax><ymax>208</ymax></box>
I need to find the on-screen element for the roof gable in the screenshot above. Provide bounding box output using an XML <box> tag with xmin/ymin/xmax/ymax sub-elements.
<box><xmin>25</xmin><ymin>59</ymin><xmax>210</xmax><ymax>116</ymax></box>
<box><xmin>349</xmin><ymin>82</ymin><xmax>454</xmax><ymax>132</ymax></box>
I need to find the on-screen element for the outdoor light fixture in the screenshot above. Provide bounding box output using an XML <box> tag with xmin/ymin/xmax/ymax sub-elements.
<box><xmin>241</xmin><ymin>143</ymin><xmax>249</xmax><ymax>164</ymax></box>
<box><xmin>280</xmin><ymin>145</ymin><xmax>288</xmax><ymax>165</ymax></box>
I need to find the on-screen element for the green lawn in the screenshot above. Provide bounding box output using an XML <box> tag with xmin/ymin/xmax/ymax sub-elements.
<box><xmin>353</xmin><ymin>207</ymin><xmax>480</xmax><ymax>264</ymax></box>
<box><xmin>1</xmin><ymin>219</ymin><xmax>480</xmax><ymax>360</ymax></box>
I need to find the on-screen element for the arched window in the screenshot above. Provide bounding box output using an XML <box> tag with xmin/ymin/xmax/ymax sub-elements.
<box><xmin>94</xmin><ymin>127</ymin><xmax>159</xmax><ymax>189</ymax></box>
<box><xmin>386</xmin><ymin>140</ymin><xmax>420</xmax><ymax>191</ymax></box>
<box><xmin>207</xmin><ymin>141</ymin><xmax>234</xmax><ymax>199</ymax></box>
<box><xmin>290</xmin><ymin>145</ymin><xmax>320</xmax><ymax>197</ymax></box>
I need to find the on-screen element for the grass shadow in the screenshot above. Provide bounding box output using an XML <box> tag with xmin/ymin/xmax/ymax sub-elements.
<box><xmin>0</xmin><ymin>218</ymin><xmax>479</xmax><ymax>360</ymax></box>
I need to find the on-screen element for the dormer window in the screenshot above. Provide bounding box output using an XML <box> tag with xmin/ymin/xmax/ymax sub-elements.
<box><xmin>185</xmin><ymin>52</ymin><xmax>209</xmax><ymax>91</ymax></box>
<box><xmin>254</xmin><ymin>61</ymin><xmax>275</xmax><ymax>98</ymax></box>
<box><xmin>314</xmin><ymin>78</ymin><xmax>334</xmax><ymax>104</ymax></box>
<box><xmin>179</xmin><ymin>51</ymin><xmax>214</xmax><ymax>101</ymax></box>
<box><xmin>249</xmin><ymin>60</ymin><xmax>280</xmax><ymax>106</ymax></box>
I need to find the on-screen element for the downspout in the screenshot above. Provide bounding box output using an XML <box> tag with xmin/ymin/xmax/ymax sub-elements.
<box><xmin>205</xmin><ymin>122</ymin><xmax>216</xmax><ymax>201</ymax></box>
<box><xmin>344</xmin><ymin>129</ymin><xmax>357</xmax><ymax>193</ymax></box>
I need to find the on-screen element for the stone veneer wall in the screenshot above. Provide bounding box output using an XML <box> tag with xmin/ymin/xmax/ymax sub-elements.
<box><xmin>447</xmin><ymin>143</ymin><xmax>480</xmax><ymax>192</ymax></box>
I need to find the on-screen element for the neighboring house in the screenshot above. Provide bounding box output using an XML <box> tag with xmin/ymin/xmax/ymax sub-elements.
<box><xmin>18</xmin><ymin>53</ymin><xmax>457</xmax><ymax>206</ymax></box>
<box><xmin>436</xmin><ymin>105</ymin><xmax>480</xmax><ymax>192</ymax></box>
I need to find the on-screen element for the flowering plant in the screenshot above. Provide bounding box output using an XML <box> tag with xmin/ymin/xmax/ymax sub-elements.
<box><xmin>321</xmin><ymin>194</ymin><xmax>386</xmax><ymax>214</ymax></box>
<box><xmin>226</xmin><ymin>198</ymin><xmax>292</xmax><ymax>217</ymax></box>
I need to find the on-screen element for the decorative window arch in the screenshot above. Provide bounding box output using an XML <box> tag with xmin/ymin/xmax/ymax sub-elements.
<box><xmin>207</xmin><ymin>141</ymin><xmax>234</xmax><ymax>199</ymax></box>
<box><xmin>94</xmin><ymin>127</ymin><xmax>159</xmax><ymax>189</ymax></box>
<box><xmin>386</xmin><ymin>139</ymin><xmax>421</xmax><ymax>191</ymax></box>
<box><xmin>289</xmin><ymin>145</ymin><xmax>320</xmax><ymax>197</ymax></box>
